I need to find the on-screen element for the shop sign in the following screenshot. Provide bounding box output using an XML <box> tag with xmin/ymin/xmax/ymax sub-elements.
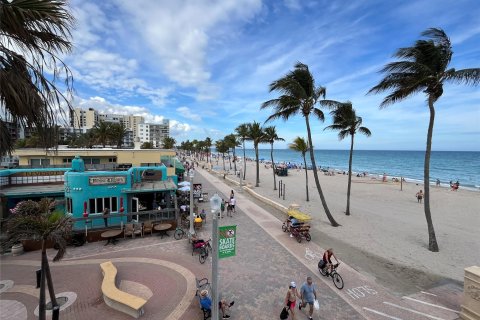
<box><xmin>12</xmin><ymin>171</ymin><xmax>65</xmax><ymax>177</ymax></box>
<box><xmin>89</xmin><ymin>176</ymin><xmax>126</xmax><ymax>185</ymax></box>
<box><xmin>219</xmin><ymin>225</ymin><xmax>236</xmax><ymax>259</ymax></box>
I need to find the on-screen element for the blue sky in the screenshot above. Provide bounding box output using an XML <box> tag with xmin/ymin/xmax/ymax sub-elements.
<box><xmin>64</xmin><ymin>0</ymin><xmax>480</xmax><ymax>151</ymax></box>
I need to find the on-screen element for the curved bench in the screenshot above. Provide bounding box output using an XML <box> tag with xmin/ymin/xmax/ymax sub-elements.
<box><xmin>100</xmin><ymin>261</ymin><xmax>147</xmax><ymax>318</ymax></box>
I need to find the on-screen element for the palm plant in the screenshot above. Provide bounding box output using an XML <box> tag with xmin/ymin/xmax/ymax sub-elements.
<box><xmin>162</xmin><ymin>137</ymin><xmax>176</xmax><ymax>149</ymax></box>
<box><xmin>140</xmin><ymin>141</ymin><xmax>154</xmax><ymax>149</ymax></box>
<box><xmin>264</xmin><ymin>126</ymin><xmax>284</xmax><ymax>190</ymax></box>
<box><xmin>109</xmin><ymin>123</ymin><xmax>128</xmax><ymax>148</ymax></box>
<box><xmin>246</xmin><ymin>122</ymin><xmax>265</xmax><ymax>187</ymax></box>
<box><xmin>224</xmin><ymin>134</ymin><xmax>240</xmax><ymax>173</ymax></box>
<box><xmin>325</xmin><ymin>103</ymin><xmax>371</xmax><ymax>215</ymax></box>
<box><xmin>289</xmin><ymin>137</ymin><xmax>310</xmax><ymax>201</ymax></box>
<box><xmin>0</xmin><ymin>0</ymin><xmax>75</xmax><ymax>156</ymax></box>
<box><xmin>368</xmin><ymin>28</ymin><xmax>480</xmax><ymax>252</ymax></box>
<box><xmin>262</xmin><ymin>62</ymin><xmax>340</xmax><ymax>226</ymax></box>
<box><xmin>235</xmin><ymin>123</ymin><xmax>249</xmax><ymax>180</ymax></box>
<box><xmin>204</xmin><ymin>137</ymin><xmax>212</xmax><ymax>163</ymax></box>
<box><xmin>6</xmin><ymin>199</ymin><xmax>73</xmax><ymax>320</ymax></box>
<box><xmin>92</xmin><ymin>121</ymin><xmax>110</xmax><ymax>147</ymax></box>
<box><xmin>215</xmin><ymin>139</ymin><xmax>229</xmax><ymax>171</ymax></box>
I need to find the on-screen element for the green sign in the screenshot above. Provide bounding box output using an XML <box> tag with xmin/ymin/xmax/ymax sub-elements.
<box><xmin>218</xmin><ymin>225</ymin><xmax>236</xmax><ymax>259</ymax></box>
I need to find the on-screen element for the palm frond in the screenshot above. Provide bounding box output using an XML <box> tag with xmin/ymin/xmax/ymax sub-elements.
<box><xmin>358</xmin><ymin>126</ymin><xmax>372</xmax><ymax>137</ymax></box>
<box><xmin>318</xmin><ymin>99</ymin><xmax>345</xmax><ymax>110</ymax></box>
<box><xmin>312</xmin><ymin>108</ymin><xmax>325</xmax><ymax>122</ymax></box>
<box><xmin>444</xmin><ymin>68</ymin><xmax>480</xmax><ymax>85</ymax></box>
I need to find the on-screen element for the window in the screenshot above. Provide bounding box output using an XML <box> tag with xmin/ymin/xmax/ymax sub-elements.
<box><xmin>66</xmin><ymin>198</ymin><xmax>73</xmax><ymax>214</ymax></box>
<box><xmin>63</xmin><ymin>158</ymin><xmax>73</xmax><ymax>163</ymax></box>
<box><xmin>89</xmin><ymin>197</ymin><xmax>118</xmax><ymax>214</ymax></box>
<box><xmin>108</xmin><ymin>157</ymin><xmax>117</xmax><ymax>163</ymax></box>
<box><xmin>30</xmin><ymin>158</ymin><xmax>50</xmax><ymax>167</ymax></box>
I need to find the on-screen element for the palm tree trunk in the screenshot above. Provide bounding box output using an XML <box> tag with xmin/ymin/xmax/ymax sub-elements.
<box><xmin>39</xmin><ymin>242</ymin><xmax>47</xmax><ymax>320</ymax></box>
<box><xmin>305</xmin><ymin>116</ymin><xmax>339</xmax><ymax>226</ymax></box>
<box><xmin>303</xmin><ymin>153</ymin><xmax>309</xmax><ymax>201</ymax></box>
<box><xmin>346</xmin><ymin>134</ymin><xmax>354</xmax><ymax>215</ymax></box>
<box><xmin>424</xmin><ymin>98</ymin><xmax>439</xmax><ymax>252</ymax></box>
<box><xmin>217</xmin><ymin>152</ymin><xmax>219</xmax><ymax>165</ymax></box>
<box><xmin>222</xmin><ymin>153</ymin><xmax>226</xmax><ymax>171</ymax></box>
<box><xmin>45</xmin><ymin>255</ymin><xmax>58</xmax><ymax>309</ymax></box>
<box><xmin>255</xmin><ymin>144</ymin><xmax>260</xmax><ymax>187</ymax></box>
<box><xmin>228</xmin><ymin>151</ymin><xmax>232</xmax><ymax>170</ymax></box>
<box><xmin>270</xmin><ymin>142</ymin><xmax>277</xmax><ymax>190</ymax></box>
<box><xmin>242</xmin><ymin>140</ymin><xmax>246</xmax><ymax>180</ymax></box>
<box><xmin>233</xmin><ymin>148</ymin><xmax>237</xmax><ymax>173</ymax></box>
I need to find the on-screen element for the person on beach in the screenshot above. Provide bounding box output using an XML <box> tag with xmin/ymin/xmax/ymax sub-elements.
<box><xmin>284</xmin><ymin>282</ymin><xmax>301</xmax><ymax>320</ymax></box>
<box><xmin>436</xmin><ymin>179</ymin><xmax>441</xmax><ymax>187</ymax></box>
<box><xmin>382</xmin><ymin>173</ymin><xmax>387</xmax><ymax>182</ymax></box>
<box><xmin>299</xmin><ymin>276</ymin><xmax>317</xmax><ymax>320</ymax></box>
<box><xmin>416</xmin><ymin>190</ymin><xmax>423</xmax><ymax>203</ymax></box>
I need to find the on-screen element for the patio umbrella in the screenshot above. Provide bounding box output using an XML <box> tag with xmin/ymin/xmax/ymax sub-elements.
<box><xmin>178</xmin><ymin>186</ymin><xmax>190</xmax><ymax>192</ymax></box>
<box><xmin>178</xmin><ymin>181</ymin><xmax>190</xmax><ymax>186</ymax></box>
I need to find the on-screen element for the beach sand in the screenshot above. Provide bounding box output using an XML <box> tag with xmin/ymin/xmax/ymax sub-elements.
<box><xmin>213</xmin><ymin>159</ymin><xmax>479</xmax><ymax>287</ymax></box>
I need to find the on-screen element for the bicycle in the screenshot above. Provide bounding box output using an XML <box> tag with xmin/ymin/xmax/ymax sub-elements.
<box><xmin>174</xmin><ymin>219</ymin><xmax>192</xmax><ymax>240</ymax></box>
<box><xmin>318</xmin><ymin>262</ymin><xmax>344</xmax><ymax>289</ymax></box>
<box><xmin>198</xmin><ymin>239</ymin><xmax>212</xmax><ymax>264</ymax></box>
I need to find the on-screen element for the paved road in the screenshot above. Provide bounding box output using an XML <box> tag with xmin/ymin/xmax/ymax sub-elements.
<box><xmin>0</xmin><ymin>166</ymin><xmax>463</xmax><ymax>320</ymax></box>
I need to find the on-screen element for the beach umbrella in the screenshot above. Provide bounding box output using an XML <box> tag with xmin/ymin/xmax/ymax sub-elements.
<box><xmin>178</xmin><ymin>186</ymin><xmax>190</xmax><ymax>192</ymax></box>
<box><xmin>178</xmin><ymin>181</ymin><xmax>190</xmax><ymax>186</ymax></box>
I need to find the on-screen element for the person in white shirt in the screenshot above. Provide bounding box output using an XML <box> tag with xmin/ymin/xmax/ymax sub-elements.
<box><xmin>229</xmin><ymin>197</ymin><xmax>236</xmax><ymax>215</ymax></box>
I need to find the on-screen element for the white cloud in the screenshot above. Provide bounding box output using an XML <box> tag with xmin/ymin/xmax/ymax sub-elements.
<box><xmin>284</xmin><ymin>0</ymin><xmax>301</xmax><ymax>10</ymax></box>
<box><xmin>176</xmin><ymin>107</ymin><xmax>201</xmax><ymax>121</ymax></box>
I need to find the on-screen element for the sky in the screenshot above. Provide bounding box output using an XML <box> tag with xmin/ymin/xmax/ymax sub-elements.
<box><xmin>62</xmin><ymin>0</ymin><xmax>480</xmax><ymax>151</ymax></box>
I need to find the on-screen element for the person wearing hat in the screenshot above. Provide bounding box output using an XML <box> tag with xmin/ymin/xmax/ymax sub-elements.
<box><xmin>200</xmin><ymin>289</ymin><xmax>234</xmax><ymax>319</ymax></box>
<box><xmin>284</xmin><ymin>281</ymin><xmax>301</xmax><ymax>320</ymax></box>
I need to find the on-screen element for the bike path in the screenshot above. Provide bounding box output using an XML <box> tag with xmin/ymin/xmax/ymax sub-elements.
<box><xmin>197</xmin><ymin>167</ymin><xmax>461</xmax><ymax>320</ymax></box>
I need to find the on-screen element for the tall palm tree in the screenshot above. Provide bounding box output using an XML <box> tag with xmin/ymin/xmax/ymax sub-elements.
<box><xmin>92</xmin><ymin>121</ymin><xmax>110</xmax><ymax>147</ymax></box>
<box><xmin>235</xmin><ymin>123</ymin><xmax>249</xmax><ymax>180</ymax></box>
<box><xmin>224</xmin><ymin>134</ymin><xmax>240</xmax><ymax>173</ymax></box>
<box><xmin>368</xmin><ymin>28</ymin><xmax>480</xmax><ymax>252</ymax></box>
<box><xmin>109</xmin><ymin>123</ymin><xmax>128</xmax><ymax>148</ymax></box>
<box><xmin>264</xmin><ymin>126</ymin><xmax>284</xmax><ymax>190</ymax></box>
<box><xmin>246</xmin><ymin>122</ymin><xmax>265</xmax><ymax>187</ymax></box>
<box><xmin>325</xmin><ymin>103</ymin><xmax>371</xmax><ymax>216</ymax></box>
<box><xmin>289</xmin><ymin>137</ymin><xmax>310</xmax><ymax>201</ymax></box>
<box><xmin>215</xmin><ymin>139</ymin><xmax>229</xmax><ymax>171</ymax></box>
<box><xmin>6</xmin><ymin>199</ymin><xmax>73</xmax><ymax>320</ymax></box>
<box><xmin>262</xmin><ymin>62</ymin><xmax>340</xmax><ymax>226</ymax></box>
<box><xmin>204</xmin><ymin>137</ymin><xmax>212</xmax><ymax>163</ymax></box>
<box><xmin>0</xmin><ymin>0</ymin><xmax>75</xmax><ymax>156</ymax></box>
<box><xmin>162</xmin><ymin>137</ymin><xmax>176</xmax><ymax>149</ymax></box>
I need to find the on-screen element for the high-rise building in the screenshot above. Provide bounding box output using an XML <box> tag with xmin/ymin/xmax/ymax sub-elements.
<box><xmin>137</xmin><ymin>120</ymin><xmax>170</xmax><ymax>148</ymax></box>
<box><xmin>70</xmin><ymin>108</ymin><xmax>98</xmax><ymax>129</ymax></box>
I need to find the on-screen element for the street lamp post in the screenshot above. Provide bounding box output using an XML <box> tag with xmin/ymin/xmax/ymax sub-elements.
<box><xmin>210</xmin><ymin>193</ymin><xmax>221</xmax><ymax>320</ymax></box>
<box><xmin>188</xmin><ymin>169</ymin><xmax>195</xmax><ymax>238</ymax></box>
<box><xmin>238</xmin><ymin>161</ymin><xmax>243</xmax><ymax>191</ymax></box>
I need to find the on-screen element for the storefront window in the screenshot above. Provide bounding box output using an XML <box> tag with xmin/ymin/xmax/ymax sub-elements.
<box><xmin>89</xmin><ymin>197</ymin><xmax>119</xmax><ymax>214</ymax></box>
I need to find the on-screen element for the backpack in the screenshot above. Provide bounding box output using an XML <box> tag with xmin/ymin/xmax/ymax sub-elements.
<box><xmin>280</xmin><ymin>306</ymin><xmax>289</xmax><ymax>319</ymax></box>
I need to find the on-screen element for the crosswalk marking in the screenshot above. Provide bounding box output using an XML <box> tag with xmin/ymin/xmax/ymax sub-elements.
<box><xmin>383</xmin><ymin>301</ymin><xmax>446</xmax><ymax>320</ymax></box>
<box><xmin>363</xmin><ymin>307</ymin><xmax>404</xmax><ymax>320</ymax></box>
<box><xmin>402</xmin><ymin>296</ymin><xmax>460</xmax><ymax>313</ymax></box>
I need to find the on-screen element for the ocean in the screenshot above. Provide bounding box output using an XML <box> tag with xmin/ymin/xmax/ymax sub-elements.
<box><xmin>231</xmin><ymin>149</ymin><xmax>480</xmax><ymax>190</ymax></box>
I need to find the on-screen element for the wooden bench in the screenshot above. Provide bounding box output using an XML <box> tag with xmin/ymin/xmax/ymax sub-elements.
<box><xmin>195</xmin><ymin>277</ymin><xmax>211</xmax><ymax>320</ymax></box>
<box><xmin>100</xmin><ymin>261</ymin><xmax>147</xmax><ymax>318</ymax></box>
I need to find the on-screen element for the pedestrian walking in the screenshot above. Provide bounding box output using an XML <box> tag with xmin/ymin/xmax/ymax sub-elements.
<box><xmin>284</xmin><ymin>281</ymin><xmax>301</xmax><ymax>320</ymax></box>
<box><xmin>299</xmin><ymin>276</ymin><xmax>317</xmax><ymax>320</ymax></box>
<box><xmin>229</xmin><ymin>196</ymin><xmax>236</xmax><ymax>214</ymax></box>
<box><xmin>416</xmin><ymin>190</ymin><xmax>423</xmax><ymax>203</ymax></box>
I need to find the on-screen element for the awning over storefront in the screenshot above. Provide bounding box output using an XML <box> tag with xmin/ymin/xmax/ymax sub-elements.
<box><xmin>161</xmin><ymin>156</ymin><xmax>185</xmax><ymax>174</ymax></box>
<box><xmin>121</xmin><ymin>179</ymin><xmax>177</xmax><ymax>193</ymax></box>
<box><xmin>0</xmin><ymin>184</ymin><xmax>65</xmax><ymax>197</ymax></box>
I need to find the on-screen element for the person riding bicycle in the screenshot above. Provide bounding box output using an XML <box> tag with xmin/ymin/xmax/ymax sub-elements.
<box><xmin>288</xmin><ymin>216</ymin><xmax>302</xmax><ymax>237</ymax></box>
<box><xmin>191</xmin><ymin>234</ymin><xmax>205</xmax><ymax>248</ymax></box>
<box><xmin>320</xmin><ymin>248</ymin><xmax>338</xmax><ymax>275</ymax></box>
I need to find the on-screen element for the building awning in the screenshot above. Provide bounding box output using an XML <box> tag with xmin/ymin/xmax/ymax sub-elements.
<box><xmin>0</xmin><ymin>184</ymin><xmax>65</xmax><ymax>197</ymax></box>
<box><xmin>121</xmin><ymin>179</ymin><xmax>177</xmax><ymax>193</ymax></box>
<box><xmin>161</xmin><ymin>156</ymin><xmax>185</xmax><ymax>174</ymax></box>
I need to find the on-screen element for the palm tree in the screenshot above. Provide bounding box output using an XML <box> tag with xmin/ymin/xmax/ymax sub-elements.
<box><xmin>325</xmin><ymin>103</ymin><xmax>371</xmax><ymax>215</ymax></box>
<box><xmin>6</xmin><ymin>199</ymin><xmax>73</xmax><ymax>320</ymax></box>
<box><xmin>109</xmin><ymin>123</ymin><xmax>128</xmax><ymax>148</ymax></box>
<box><xmin>92</xmin><ymin>121</ymin><xmax>110</xmax><ymax>147</ymax></box>
<box><xmin>262</xmin><ymin>62</ymin><xmax>340</xmax><ymax>226</ymax></box>
<box><xmin>204</xmin><ymin>137</ymin><xmax>212</xmax><ymax>163</ymax></box>
<box><xmin>289</xmin><ymin>137</ymin><xmax>310</xmax><ymax>201</ymax></box>
<box><xmin>264</xmin><ymin>126</ymin><xmax>284</xmax><ymax>190</ymax></box>
<box><xmin>224</xmin><ymin>134</ymin><xmax>240</xmax><ymax>173</ymax></box>
<box><xmin>246</xmin><ymin>122</ymin><xmax>265</xmax><ymax>187</ymax></box>
<box><xmin>0</xmin><ymin>0</ymin><xmax>75</xmax><ymax>156</ymax></box>
<box><xmin>162</xmin><ymin>137</ymin><xmax>176</xmax><ymax>149</ymax></box>
<box><xmin>215</xmin><ymin>139</ymin><xmax>229</xmax><ymax>171</ymax></box>
<box><xmin>140</xmin><ymin>141</ymin><xmax>154</xmax><ymax>149</ymax></box>
<box><xmin>368</xmin><ymin>28</ymin><xmax>480</xmax><ymax>252</ymax></box>
<box><xmin>235</xmin><ymin>123</ymin><xmax>249</xmax><ymax>180</ymax></box>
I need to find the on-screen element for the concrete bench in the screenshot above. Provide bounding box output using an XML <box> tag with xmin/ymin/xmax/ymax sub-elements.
<box><xmin>100</xmin><ymin>261</ymin><xmax>147</xmax><ymax>318</ymax></box>
<box><xmin>195</xmin><ymin>277</ymin><xmax>212</xmax><ymax>320</ymax></box>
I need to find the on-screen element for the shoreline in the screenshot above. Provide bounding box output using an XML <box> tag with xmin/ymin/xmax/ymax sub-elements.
<box><xmin>202</xmin><ymin>158</ymin><xmax>480</xmax><ymax>283</ymax></box>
